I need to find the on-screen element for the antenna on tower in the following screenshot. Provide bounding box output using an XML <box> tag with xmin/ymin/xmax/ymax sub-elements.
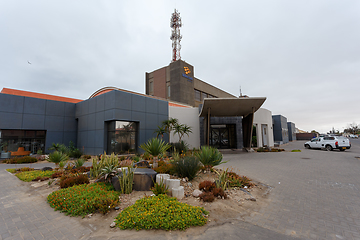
<box><xmin>239</xmin><ymin>86</ymin><xmax>243</xmax><ymax>97</ymax></box>
<box><xmin>170</xmin><ymin>9</ymin><xmax>182</xmax><ymax>62</ymax></box>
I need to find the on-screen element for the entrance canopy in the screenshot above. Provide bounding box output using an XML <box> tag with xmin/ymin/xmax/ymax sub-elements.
<box><xmin>199</xmin><ymin>97</ymin><xmax>267</xmax><ymax>149</ymax></box>
<box><xmin>199</xmin><ymin>97</ymin><xmax>267</xmax><ymax>117</ymax></box>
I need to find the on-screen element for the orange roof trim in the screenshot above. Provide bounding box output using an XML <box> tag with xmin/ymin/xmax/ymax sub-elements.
<box><xmin>1</xmin><ymin>88</ymin><xmax>83</xmax><ymax>103</ymax></box>
<box><xmin>168</xmin><ymin>102</ymin><xmax>191</xmax><ymax>108</ymax></box>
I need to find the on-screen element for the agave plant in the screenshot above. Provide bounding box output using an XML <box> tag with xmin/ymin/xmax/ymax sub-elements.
<box><xmin>48</xmin><ymin>151</ymin><xmax>69</xmax><ymax>167</ymax></box>
<box><xmin>140</xmin><ymin>138</ymin><xmax>171</xmax><ymax>158</ymax></box>
<box><xmin>195</xmin><ymin>146</ymin><xmax>225</xmax><ymax>169</ymax></box>
<box><xmin>100</xmin><ymin>164</ymin><xmax>118</xmax><ymax>183</ymax></box>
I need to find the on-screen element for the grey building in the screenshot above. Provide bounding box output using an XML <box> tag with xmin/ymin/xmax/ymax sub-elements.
<box><xmin>272</xmin><ymin>115</ymin><xmax>289</xmax><ymax>144</ymax></box>
<box><xmin>287</xmin><ymin>122</ymin><xmax>297</xmax><ymax>141</ymax></box>
<box><xmin>0</xmin><ymin>88</ymin><xmax>168</xmax><ymax>156</ymax></box>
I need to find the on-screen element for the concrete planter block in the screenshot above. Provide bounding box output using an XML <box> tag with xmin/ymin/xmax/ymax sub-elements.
<box><xmin>156</xmin><ymin>174</ymin><xmax>170</xmax><ymax>185</ymax></box>
<box><xmin>166</xmin><ymin>179</ymin><xmax>180</xmax><ymax>195</ymax></box>
<box><xmin>172</xmin><ymin>186</ymin><xmax>184</xmax><ymax>199</ymax></box>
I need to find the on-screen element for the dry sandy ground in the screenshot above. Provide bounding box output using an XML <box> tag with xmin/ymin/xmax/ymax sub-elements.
<box><xmin>21</xmin><ymin>170</ymin><xmax>272</xmax><ymax>239</ymax></box>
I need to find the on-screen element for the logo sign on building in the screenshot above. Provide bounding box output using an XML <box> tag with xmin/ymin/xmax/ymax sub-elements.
<box><xmin>182</xmin><ymin>66</ymin><xmax>193</xmax><ymax>82</ymax></box>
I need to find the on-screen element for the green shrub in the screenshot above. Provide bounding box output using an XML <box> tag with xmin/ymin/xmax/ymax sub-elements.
<box><xmin>291</xmin><ymin>149</ymin><xmax>301</xmax><ymax>152</ymax></box>
<box><xmin>48</xmin><ymin>151</ymin><xmax>69</xmax><ymax>166</ymax></box>
<box><xmin>74</xmin><ymin>158</ymin><xmax>85</xmax><ymax>168</ymax></box>
<box><xmin>90</xmin><ymin>153</ymin><xmax>119</xmax><ymax>179</ymax></box>
<box><xmin>59</xmin><ymin>174</ymin><xmax>90</xmax><ymax>188</ymax></box>
<box><xmin>115</xmin><ymin>194</ymin><xmax>208</xmax><ymax>230</ymax></box>
<box><xmin>172</xmin><ymin>156</ymin><xmax>201</xmax><ymax>181</ymax></box>
<box><xmin>151</xmin><ymin>179</ymin><xmax>168</xmax><ymax>196</ymax></box>
<box><xmin>195</xmin><ymin>146</ymin><xmax>224</xmax><ymax>168</ymax></box>
<box><xmin>169</xmin><ymin>141</ymin><xmax>189</xmax><ymax>154</ymax></box>
<box><xmin>68</xmin><ymin>148</ymin><xmax>83</xmax><ymax>158</ymax></box>
<box><xmin>6</xmin><ymin>156</ymin><xmax>38</xmax><ymax>164</ymax></box>
<box><xmin>15</xmin><ymin>170</ymin><xmax>54</xmax><ymax>182</ymax></box>
<box><xmin>140</xmin><ymin>138</ymin><xmax>171</xmax><ymax>157</ymax></box>
<box><xmin>47</xmin><ymin>183</ymin><xmax>120</xmax><ymax>216</ymax></box>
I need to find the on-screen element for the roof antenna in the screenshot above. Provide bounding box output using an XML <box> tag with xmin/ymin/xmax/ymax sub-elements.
<box><xmin>239</xmin><ymin>86</ymin><xmax>242</xmax><ymax>97</ymax></box>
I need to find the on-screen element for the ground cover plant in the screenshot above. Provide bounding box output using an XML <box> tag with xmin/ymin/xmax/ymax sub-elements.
<box><xmin>153</xmin><ymin>160</ymin><xmax>176</xmax><ymax>175</ymax></box>
<box><xmin>115</xmin><ymin>194</ymin><xmax>208</xmax><ymax>230</ymax></box>
<box><xmin>6</xmin><ymin>156</ymin><xmax>38</xmax><ymax>164</ymax></box>
<box><xmin>47</xmin><ymin>182</ymin><xmax>120</xmax><ymax>217</ymax></box>
<box><xmin>15</xmin><ymin>170</ymin><xmax>54</xmax><ymax>182</ymax></box>
<box><xmin>59</xmin><ymin>174</ymin><xmax>90</xmax><ymax>188</ymax></box>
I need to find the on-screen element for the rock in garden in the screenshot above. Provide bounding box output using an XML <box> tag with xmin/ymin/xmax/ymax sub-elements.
<box><xmin>192</xmin><ymin>189</ymin><xmax>202</xmax><ymax>197</ymax></box>
<box><xmin>111</xmin><ymin>176</ymin><xmax>121</xmax><ymax>192</ymax></box>
<box><xmin>110</xmin><ymin>222</ymin><xmax>116</xmax><ymax>228</ymax></box>
<box><xmin>41</xmin><ymin>167</ymin><xmax>52</xmax><ymax>171</ymax></box>
<box><xmin>133</xmin><ymin>160</ymin><xmax>150</xmax><ymax>168</ymax></box>
<box><xmin>114</xmin><ymin>207</ymin><xmax>120</xmax><ymax>210</ymax></box>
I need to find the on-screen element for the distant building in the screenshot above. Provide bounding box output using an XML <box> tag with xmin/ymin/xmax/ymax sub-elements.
<box><xmin>272</xmin><ymin>115</ymin><xmax>289</xmax><ymax>144</ymax></box>
<box><xmin>287</xmin><ymin>122</ymin><xmax>297</xmax><ymax>141</ymax></box>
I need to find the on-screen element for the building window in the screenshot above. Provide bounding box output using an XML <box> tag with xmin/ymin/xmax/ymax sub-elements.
<box><xmin>107</xmin><ymin>121</ymin><xmax>137</xmax><ymax>154</ymax></box>
<box><xmin>201</xmin><ymin>92</ymin><xmax>208</xmax><ymax>100</ymax></box>
<box><xmin>167</xmin><ymin>85</ymin><xmax>171</xmax><ymax>98</ymax></box>
<box><xmin>149</xmin><ymin>81</ymin><xmax>154</xmax><ymax>95</ymax></box>
<box><xmin>195</xmin><ymin>89</ymin><xmax>201</xmax><ymax>101</ymax></box>
<box><xmin>0</xmin><ymin>129</ymin><xmax>46</xmax><ymax>154</ymax></box>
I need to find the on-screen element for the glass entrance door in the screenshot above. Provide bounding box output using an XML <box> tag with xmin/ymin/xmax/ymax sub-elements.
<box><xmin>210</xmin><ymin>125</ymin><xmax>229</xmax><ymax>149</ymax></box>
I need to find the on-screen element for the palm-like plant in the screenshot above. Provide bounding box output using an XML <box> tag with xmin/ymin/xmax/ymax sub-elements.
<box><xmin>173</xmin><ymin>124</ymin><xmax>192</xmax><ymax>142</ymax></box>
<box><xmin>140</xmin><ymin>138</ymin><xmax>171</xmax><ymax>157</ymax></box>
<box><xmin>48</xmin><ymin>151</ymin><xmax>69</xmax><ymax>167</ymax></box>
<box><xmin>154</xmin><ymin>126</ymin><xmax>166</xmax><ymax>138</ymax></box>
<box><xmin>195</xmin><ymin>146</ymin><xmax>224</xmax><ymax>169</ymax></box>
<box><xmin>162</xmin><ymin>118</ymin><xmax>179</xmax><ymax>137</ymax></box>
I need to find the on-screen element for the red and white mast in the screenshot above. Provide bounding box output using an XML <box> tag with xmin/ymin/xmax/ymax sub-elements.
<box><xmin>170</xmin><ymin>9</ymin><xmax>182</xmax><ymax>62</ymax></box>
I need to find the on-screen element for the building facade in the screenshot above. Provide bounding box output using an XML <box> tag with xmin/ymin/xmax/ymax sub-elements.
<box><xmin>146</xmin><ymin>60</ymin><xmax>235</xmax><ymax>107</ymax></box>
<box><xmin>272</xmin><ymin>115</ymin><xmax>289</xmax><ymax>144</ymax></box>
<box><xmin>0</xmin><ymin>88</ymin><xmax>168</xmax><ymax>156</ymax></box>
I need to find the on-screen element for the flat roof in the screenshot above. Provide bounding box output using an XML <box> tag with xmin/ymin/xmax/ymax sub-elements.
<box><xmin>1</xmin><ymin>88</ymin><xmax>83</xmax><ymax>103</ymax></box>
<box><xmin>199</xmin><ymin>97</ymin><xmax>266</xmax><ymax>117</ymax></box>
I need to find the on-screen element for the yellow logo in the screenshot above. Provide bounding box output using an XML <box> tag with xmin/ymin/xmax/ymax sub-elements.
<box><xmin>184</xmin><ymin>67</ymin><xmax>191</xmax><ymax>75</ymax></box>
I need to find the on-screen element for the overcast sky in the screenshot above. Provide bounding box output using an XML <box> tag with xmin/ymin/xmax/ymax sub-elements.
<box><xmin>1</xmin><ymin>0</ymin><xmax>359</xmax><ymax>133</ymax></box>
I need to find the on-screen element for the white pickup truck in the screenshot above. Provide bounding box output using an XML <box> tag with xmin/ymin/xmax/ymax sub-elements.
<box><xmin>304</xmin><ymin>136</ymin><xmax>351</xmax><ymax>151</ymax></box>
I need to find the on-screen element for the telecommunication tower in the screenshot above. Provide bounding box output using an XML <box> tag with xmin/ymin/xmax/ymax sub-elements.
<box><xmin>170</xmin><ymin>9</ymin><xmax>182</xmax><ymax>62</ymax></box>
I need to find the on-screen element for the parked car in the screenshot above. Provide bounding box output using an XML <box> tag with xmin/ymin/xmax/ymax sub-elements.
<box><xmin>349</xmin><ymin>134</ymin><xmax>359</xmax><ymax>139</ymax></box>
<box><xmin>304</xmin><ymin>136</ymin><xmax>351</xmax><ymax>151</ymax></box>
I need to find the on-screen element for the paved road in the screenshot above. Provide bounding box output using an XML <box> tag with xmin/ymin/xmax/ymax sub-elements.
<box><xmin>220</xmin><ymin>139</ymin><xmax>360</xmax><ymax>240</ymax></box>
<box><xmin>1</xmin><ymin>139</ymin><xmax>360</xmax><ymax>239</ymax></box>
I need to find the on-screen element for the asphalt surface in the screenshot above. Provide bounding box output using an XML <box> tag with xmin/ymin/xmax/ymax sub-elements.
<box><xmin>1</xmin><ymin>139</ymin><xmax>360</xmax><ymax>240</ymax></box>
